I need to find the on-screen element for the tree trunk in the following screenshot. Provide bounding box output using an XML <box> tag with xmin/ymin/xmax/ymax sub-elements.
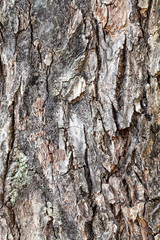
<box><xmin>0</xmin><ymin>0</ymin><xmax>160</xmax><ymax>239</ymax></box>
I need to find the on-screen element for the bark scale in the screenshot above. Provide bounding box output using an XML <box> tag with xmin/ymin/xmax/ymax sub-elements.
<box><xmin>0</xmin><ymin>0</ymin><xmax>160</xmax><ymax>239</ymax></box>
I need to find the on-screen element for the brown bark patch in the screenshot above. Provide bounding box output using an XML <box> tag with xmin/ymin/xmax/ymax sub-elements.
<box><xmin>106</xmin><ymin>0</ymin><xmax>127</xmax><ymax>36</ymax></box>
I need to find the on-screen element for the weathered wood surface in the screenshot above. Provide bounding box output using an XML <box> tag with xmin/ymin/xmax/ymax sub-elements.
<box><xmin>0</xmin><ymin>0</ymin><xmax>160</xmax><ymax>239</ymax></box>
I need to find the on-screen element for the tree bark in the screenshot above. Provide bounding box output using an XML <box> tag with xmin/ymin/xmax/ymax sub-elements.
<box><xmin>0</xmin><ymin>0</ymin><xmax>160</xmax><ymax>239</ymax></box>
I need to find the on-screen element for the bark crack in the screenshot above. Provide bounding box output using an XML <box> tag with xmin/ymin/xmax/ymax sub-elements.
<box><xmin>2</xmin><ymin>81</ymin><xmax>21</xmax><ymax>205</ymax></box>
<box><xmin>26</xmin><ymin>0</ymin><xmax>33</xmax><ymax>44</ymax></box>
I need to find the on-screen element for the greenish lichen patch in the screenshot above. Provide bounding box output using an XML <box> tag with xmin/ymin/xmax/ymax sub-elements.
<box><xmin>0</xmin><ymin>12</ymin><xmax>9</xmax><ymax>26</ymax></box>
<box><xmin>6</xmin><ymin>151</ymin><xmax>32</xmax><ymax>204</ymax></box>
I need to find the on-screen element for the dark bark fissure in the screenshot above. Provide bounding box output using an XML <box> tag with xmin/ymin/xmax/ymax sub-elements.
<box><xmin>2</xmin><ymin>102</ymin><xmax>15</xmax><ymax>204</ymax></box>
<box><xmin>83</xmin><ymin>126</ymin><xmax>96</xmax><ymax>239</ymax></box>
<box><xmin>2</xmin><ymin>80</ymin><xmax>21</xmax><ymax>205</ymax></box>
<box><xmin>0</xmin><ymin>56</ymin><xmax>5</xmax><ymax>98</ymax></box>
<box><xmin>2</xmin><ymin>81</ymin><xmax>22</xmax><ymax>237</ymax></box>
<box><xmin>27</xmin><ymin>0</ymin><xmax>33</xmax><ymax>45</ymax></box>
<box><xmin>94</xmin><ymin>18</ymin><xmax>101</xmax><ymax>101</ymax></box>
<box><xmin>111</xmin><ymin>102</ymin><xmax>119</xmax><ymax>132</ymax></box>
<box><xmin>116</xmin><ymin>37</ymin><xmax>127</xmax><ymax>110</ymax></box>
<box><xmin>141</xmin><ymin>88</ymin><xmax>152</xmax><ymax>121</ymax></box>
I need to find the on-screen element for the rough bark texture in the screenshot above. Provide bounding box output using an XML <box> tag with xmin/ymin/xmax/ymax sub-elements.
<box><xmin>0</xmin><ymin>0</ymin><xmax>160</xmax><ymax>239</ymax></box>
